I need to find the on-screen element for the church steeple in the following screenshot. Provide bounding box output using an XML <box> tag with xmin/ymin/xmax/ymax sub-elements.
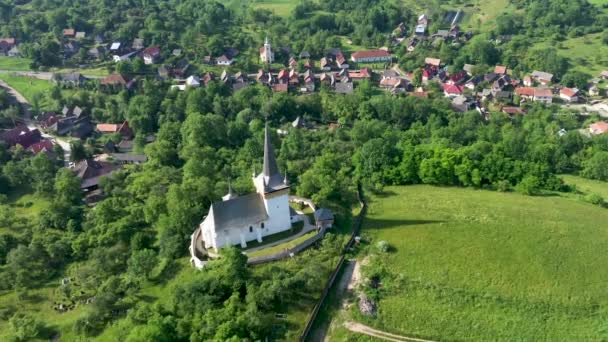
<box><xmin>263</xmin><ymin>123</ymin><xmax>280</xmax><ymax>178</ymax></box>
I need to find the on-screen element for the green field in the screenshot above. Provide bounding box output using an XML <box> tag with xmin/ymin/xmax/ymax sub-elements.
<box><xmin>353</xmin><ymin>185</ymin><xmax>608</xmax><ymax>341</ymax></box>
<box><xmin>533</xmin><ymin>33</ymin><xmax>608</xmax><ymax>76</ymax></box>
<box><xmin>0</xmin><ymin>73</ymin><xmax>53</xmax><ymax>102</ymax></box>
<box><xmin>561</xmin><ymin>174</ymin><xmax>608</xmax><ymax>199</ymax></box>
<box><xmin>252</xmin><ymin>0</ymin><xmax>296</xmax><ymax>16</ymax></box>
<box><xmin>0</xmin><ymin>57</ymin><xmax>32</xmax><ymax>71</ymax></box>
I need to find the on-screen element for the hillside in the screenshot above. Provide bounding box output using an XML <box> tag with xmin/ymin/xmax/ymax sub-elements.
<box><xmin>347</xmin><ymin>185</ymin><xmax>608</xmax><ymax>341</ymax></box>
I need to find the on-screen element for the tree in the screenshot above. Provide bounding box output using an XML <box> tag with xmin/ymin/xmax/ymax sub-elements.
<box><xmin>8</xmin><ymin>313</ymin><xmax>46</xmax><ymax>342</ymax></box>
<box><xmin>54</xmin><ymin>168</ymin><xmax>82</xmax><ymax>205</ymax></box>
<box><xmin>127</xmin><ymin>249</ymin><xmax>158</xmax><ymax>280</ymax></box>
<box><xmin>561</xmin><ymin>71</ymin><xmax>591</xmax><ymax>90</ymax></box>
<box><xmin>70</xmin><ymin>140</ymin><xmax>87</xmax><ymax>162</ymax></box>
<box><xmin>582</xmin><ymin>151</ymin><xmax>608</xmax><ymax>181</ymax></box>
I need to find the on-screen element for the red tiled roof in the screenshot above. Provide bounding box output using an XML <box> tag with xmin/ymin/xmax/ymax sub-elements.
<box><xmin>63</xmin><ymin>29</ymin><xmax>75</xmax><ymax>36</ymax></box>
<box><xmin>424</xmin><ymin>57</ymin><xmax>441</xmax><ymax>66</ymax></box>
<box><xmin>590</xmin><ymin>121</ymin><xmax>608</xmax><ymax>135</ymax></box>
<box><xmin>272</xmin><ymin>84</ymin><xmax>288</xmax><ymax>92</ymax></box>
<box><xmin>351</xmin><ymin>50</ymin><xmax>391</xmax><ymax>59</ymax></box>
<box><xmin>349</xmin><ymin>68</ymin><xmax>371</xmax><ymax>79</ymax></box>
<box><xmin>443</xmin><ymin>84</ymin><xmax>464</xmax><ymax>95</ymax></box>
<box><xmin>97</xmin><ymin>124</ymin><xmax>120</xmax><ymax>133</ymax></box>
<box><xmin>534</xmin><ymin>88</ymin><xmax>553</xmax><ymax>97</ymax></box>
<box><xmin>101</xmin><ymin>74</ymin><xmax>130</xmax><ymax>85</ymax></box>
<box><xmin>560</xmin><ymin>87</ymin><xmax>578</xmax><ymax>97</ymax></box>
<box><xmin>515</xmin><ymin>87</ymin><xmax>535</xmax><ymax>97</ymax></box>
<box><xmin>494</xmin><ymin>65</ymin><xmax>507</xmax><ymax>74</ymax></box>
<box><xmin>143</xmin><ymin>46</ymin><xmax>160</xmax><ymax>56</ymax></box>
<box><xmin>28</xmin><ymin>139</ymin><xmax>54</xmax><ymax>154</ymax></box>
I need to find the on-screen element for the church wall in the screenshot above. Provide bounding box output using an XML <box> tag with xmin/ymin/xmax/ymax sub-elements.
<box><xmin>261</xmin><ymin>191</ymin><xmax>292</xmax><ymax>237</ymax></box>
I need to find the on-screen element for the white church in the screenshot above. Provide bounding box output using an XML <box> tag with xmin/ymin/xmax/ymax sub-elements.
<box><xmin>192</xmin><ymin>125</ymin><xmax>292</xmax><ymax>254</ymax></box>
<box><xmin>259</xmin><ymin>36</ymin><xmax>274</xmax><ymax>64</ymax></box>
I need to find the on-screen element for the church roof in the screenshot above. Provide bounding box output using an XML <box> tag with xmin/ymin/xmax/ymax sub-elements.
<box><xmin>210</xmin><ymin>193</ymin><xmax>268</xmax><ymax>231</ymax></box>
<box><xmin>259</xmin><ymin>124</ymin><xmax>289</xmax><ymax>193</ymax></box>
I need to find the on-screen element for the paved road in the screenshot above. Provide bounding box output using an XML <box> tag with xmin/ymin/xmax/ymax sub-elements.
<box><xmin>344</xmin><ymin>322</ymin><xmax>438</xmax><ymax>342</ymax></box>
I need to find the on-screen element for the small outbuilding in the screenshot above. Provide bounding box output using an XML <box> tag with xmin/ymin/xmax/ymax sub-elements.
<box><xmin>314</xmin><ymin>208</ymin><xmax>335</xmax><ymax>229</ymax></box>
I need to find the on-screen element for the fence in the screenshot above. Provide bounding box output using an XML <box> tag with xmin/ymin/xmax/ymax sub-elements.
<box><xmin>299</xmin><ymin>185</ymin><xmax>367</xmax><ymax>341</ymax></box>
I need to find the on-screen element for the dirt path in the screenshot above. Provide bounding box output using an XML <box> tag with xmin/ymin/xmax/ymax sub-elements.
<box><xmin>0</xmin><ymin>79</ymin><xmax>31</xmax><ymax>119</ymax></box>
<box><xmin>344</xmin><ymin>321</ymin><xmax>438</xmax><ymax>342</ymax></box>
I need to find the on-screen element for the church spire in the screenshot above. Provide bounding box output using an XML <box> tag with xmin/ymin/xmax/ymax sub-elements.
<box><xmin>263</xmin><ymin>123</ymin><xmax>280</xmax><ymax>178</ymax></box>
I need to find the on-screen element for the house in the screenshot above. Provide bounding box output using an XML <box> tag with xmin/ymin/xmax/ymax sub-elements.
<box><xmin>560</xmin><ymin>88</ymin><xmax>579</xmax><ymax>103</ymax></box>
<box><xmin>96</xmin><ymin>121</ymin><xmax>134</xmax><ymax>139</ymax></box>
<box><xmin>63</xmin><ymin>41</ymin><xmax>80</xmax><ymax>58</ymax></box>
<box><xmin>320</xmin><ymin>57</ymin><xmax>331</xmax><ymax>71</ymax></box>
<box><xmin>53</xmin><ymin>73</ymin><xmax>87</xmax><ymax>86</ymax></box>
<box><xmin>446</xmin><ymin>71</ymin><xmax>467</xmax><ymax>85</ymax></box>
<box><xmin>589</xmin><ymin>121</ymin><xmax>608</xmax><ymax>135</ymax></box>
<box><xmin>72</xmin><ymin>159</ymin><xmax>122</xmax><ymax>191</ymax></box>
<box><xmin>422</xmin><ymin>65</ymin><xmax>438</xmax><ymax>83</ymax></box>
<box><xmin>143</xmin><ymin>46</ymin><xmax>161</xmax><ymax>65</ymax></box>
<box><xmin>335</xmin><ymin>52</ymin><xmax>349</xmax><ymax>69</ymax></box>
<box><xmin>109</xmin><ymin>42</ymin><xmax>122</xmax><ymax>52</ymax></box>
<box><xmin>494</xmin><ymin>65</ymin><xmax>507</xmax><ymax>75</ymax></box>
<box><xmin>299</xmin><ymin>51</ymin><xmax>311</xmax><ymax>59</ymax></box>
<box><xmin>288</xmin><ymin>57</ymin><xmax>298</xmax><ymax>69</ymax></box>
<box><xmin>202</xmin><ymin>72</ymin><xmax>215</xmax><ymax>86</ymax></box>
<box><xmin>417</xmin><ymin>13</ymin><xmax>429</xmax><ymax>26</ymax></box>
<box><xmin>589</xmin><ymin>85</ymin><xmax>600</xmax><ymax>97</ymax></box>
<box><xmin>502</xmin><ymin>107</ymin><xmax>526</xmax><ymax>115</ymax></box>
<box><xmin>186</xmin><ymin>75</ymin><xmax>201</xmax><ymax>87</ymax></box>
<box><xmin>132</xmin><ymin>38</ymin><xmax>144</xmax><ymax>50</ymax></box>
<box><xmin>424</xmin><ymin>57</ymin><xmax>441</xmax><ymax>67</ymax></box>
<box><xmin>443</xmin><ymin>84</ymin><xmax>464</xmax><ymax>97</ymax></box>
<box><xmin>75</xmin><ymin>32</ymin><xmax>86</xmax><ymax>40</ymax></box>
<box><xmin>7</xmin><ymin>45</ymin><xmax>19</xmax><ymax>57</ymax></box>
<box><xmin>70</xmin><ymin>119</ymin><xmax>95</xmax><ymax>139</ymax></box>
<box><xmin>173</xmin><ymin>59</ymin><xmax>191</xmax><ymax>78</ymax></box>
<box><xmin>0</xmin><ymin>38</ymin><xmax>16</xmax><ymax>56</ymax></box>
<box><xmin>531</xmin><ymin>71</ymin><xmax>553</xmax><ymax>85</ymax></box>
<box><xmin>533</xmin><ymin>88</ymin><xmax>553</xmax><ymax>103</ymax></box>
<box><xmin>259</xmin><ymin>36</ymin><xmax>274</xmax><ymax>64</ymax></box>
<box><xmin>113</xmin><ymin>50</ymin><xmax>139</xmax><ymax>63</ymax></box>
<box><xmin>63</xmin><ymin>29</ymin><xmax>76</xmax><ymax>38</ymax></box>
<box><xmin>88</xmin><ymin>46</ymin><xmax>104</xmax><ymax>60</ymax></box>
<box><xmin>600</xmin><ymin>71</ymin><xmax>608</xmax><ymax>80</ymax></box>
<box><xmin>415</xmin><ymin>25</ymin><xmax>426</xmax><ymax>36</ymax></box>
<box><xmin>288</xmin><ymin>69</ymin><xmax>299</xmax><ymax>85</ymax></box>
<box><xmin>334</xmin><ymin>81</ymin><xmax>354</xmax><ymax>94</ymax></box>
<box><xmin>216</xmin><ymin>54</ymin><xmax>234</xmax><ymax>66</ymax></box>
<box><xmin>523</xmin><ymin>76</ymin><xmax>533</xmax><ymax>87</ymax></box>
<box><xmin>191</xmin><ymin>125</ymin><xmax>292</xmax><ymax>257</ymax></box>
<box><xmin>407</xmin><ymin>38</ymin><xmax>419</xmax><ymax>52</ymax></box>
<box><xmin>350</xmin><ymin>50</ymin><xmax>392</xmax><ymax>63</ymax></box>
<box><xmin>101</xmin><ymin>74</ymin><xmax>135</xmax><ymax>89</ymax></box>
<box><xmin>257</xmin><ymin>70</ymin><xmax>272</xmax><ymax>84</ymax></box>
<box><xmin>272</xmin><ymin>83</ymin><xmax>288</xmax><ymax>92</ymax></box>
<box><xmin>463</xmin><ymin>64</ymin><xmax>475</xmax><ymax>76</ymax></box>
<box><xmin>349</xmin><ymin>68</ymin><xmax>371</xmax><ymax>80</ymax></box>
<box><xmin>515</xmin><ymin>87</ymin><xmax>535</xmax><ymax>100</ymax></box>
<box><xmin>451</xmin><ymin>95</ymin><xmax>472</xmax><ymax>112</ymax></box>
<box><xmin>465</xmin><ymin>75</ymin><xmax>482</xmax><ymax>90</ymax></box>
<box><xmin>28</xmin><ymin>139</ymin><xmax>55</xmax><ymax>158</ymax></box>
<box><xmin>302</xmin><ymin>70</ymin><xmax>315</xmax><ymax>92</ymax></box>
<box><xmin>0</xmin><ymin>126</ymin><xmax>41</xmax><ymax>148</ymax></box>
<box><xmin>172</xmin><ymin>49</ymin><xmax>182</xmax><ymax>56</ymax></box>
<box><xmin>314</xmin><ymin>208</ymin><xmax>334</xmax><ymax>229</ymax></box>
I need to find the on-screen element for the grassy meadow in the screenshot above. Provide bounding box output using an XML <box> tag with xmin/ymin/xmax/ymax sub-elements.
<box><xmin>251</xmin><ymin>0</ymin><xmax>297</xmax><ymax>16</ymax></box>
<box><xmin>351</xmin><ymin>185</ymin><xmax>608</xmax><ymax>341</ymax></box>
<box><xmin>0</xmin><ymin>57</ymin><xmax>32</xmax><ymax>71</ymax></box>
<box><xmin>533</xmin><ymin>33</ymin><xmax>608</xmax><ymax>76</ymax></box>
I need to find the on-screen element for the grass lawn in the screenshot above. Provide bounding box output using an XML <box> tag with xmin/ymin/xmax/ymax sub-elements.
<box><xmin>252</xmin><ymin>0</ymin><xmax>297</xmax><ymax>16</ymax></box>
<box><xmin>0</xmin><ymin>57</ymin><xmax>32</xmax><ymax>71</ymax></box>
<box><xmin>561</xmin><ymin>174</ymin><xmax>608</xmax><ymax>199</ymax></box>
<box><xmin>0</xmin><ymin>72</ymin><xmax>53</xmax><ymax>102</ymax></box>
<box><xmin>354</xmin><ymin>185</ymin><xmax>608</xmax><ymax>341</ymax></box>
<box><xmin>247</xmin><ymin>230</ymin><xmax>318</xmax><ymax>258</ymax></box>
<box><xmin>533</xmin><ymin>33</ymin><xmax>608</xmax><ymax>76</ymax></box>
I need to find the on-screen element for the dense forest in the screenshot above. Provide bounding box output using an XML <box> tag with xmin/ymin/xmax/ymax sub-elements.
<box><xmin>1</xmin><ymin>0</ymin><xmax>608</xmax><ymax>340</ymax></box>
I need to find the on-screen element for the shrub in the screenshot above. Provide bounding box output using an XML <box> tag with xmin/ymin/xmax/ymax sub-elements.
<box><xmin>584</xmin><ymin>193</ymin><xmax>605</xmax><ymax>207</ymax></box>
<box><xmin>376</xmin><ymin>240</ymin><xmax>391</xmax><ymax>253</ymax></box>
<box><xmin>516</xmin><ymin>176</ymin><xmax>541</xmax><ymax>196</ymax></box>
<box><xmin>495</xmin><ymin>180</ymin><xmax>511</xmax><ymax>192</ymax></box>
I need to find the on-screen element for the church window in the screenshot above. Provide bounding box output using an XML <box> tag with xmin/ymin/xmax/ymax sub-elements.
<box><xmin>249</xmin><ymin>226</ymin><xmax>253</xmax><ymax>233</ymax></box>
<box><xmin>261</xmin><ymin>222</ymin><xmax>265</xmax><ymax>229</ymax></box>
